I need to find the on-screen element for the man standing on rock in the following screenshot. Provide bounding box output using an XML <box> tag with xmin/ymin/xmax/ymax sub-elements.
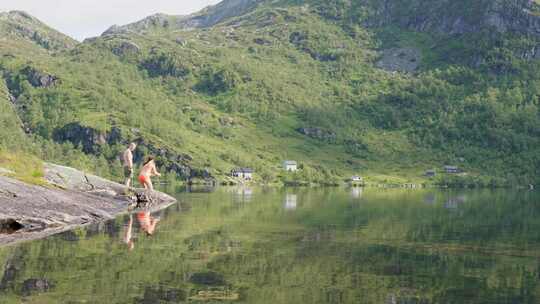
<box><xmin>123</xmin><ymin>143</ymin><xmax>137</xmax><ymax>187</ymax></box>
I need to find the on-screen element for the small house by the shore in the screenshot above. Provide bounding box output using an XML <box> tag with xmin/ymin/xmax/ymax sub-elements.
<box><xmin>231</xmin><ymin>168</ymin><xmax>254</xmax><ymax>180</ymax></box>
<box><xmin>425</xmin><ymin>169</ymin><xmax>436</xmax><ymax>177</ymax></box>
<box><xmin>444</xmin><ymin>166</ymin><xmax>460</xmax><ymax>174</ymax></box>
<box><xmin>283</xmin><ymin>160</ymin><xmax>298</xmax><ymax>172</ymax></box>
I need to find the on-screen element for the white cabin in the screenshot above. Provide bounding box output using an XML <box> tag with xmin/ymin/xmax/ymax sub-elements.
<box><xmin>283</xmin><ymin>160</ymin><xmax>298</xmax><ymax>172</ymax></box>
<box><xmin>351</xmin><ymin>175</ymin><xmax>363</xmax><ymax>182</ymax></box>
<box><xmin>231</xmin><ymin>168</ymin><xmax>254</xmax><ymax>180</ymax></box>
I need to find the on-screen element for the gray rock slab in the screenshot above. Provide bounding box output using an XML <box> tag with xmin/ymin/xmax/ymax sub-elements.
<box><xmin>0</xmin><ymin>163</ymin><xmax>176</xmax><ymax>246</ymax></box>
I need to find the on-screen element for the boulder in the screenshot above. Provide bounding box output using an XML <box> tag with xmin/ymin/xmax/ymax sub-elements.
<box><xmin>20</xmin><ymin>66</ymin><xmax>59</xmax><ymax>88</ymax></box>
<box><xmin>254</xmin><ymin>37</ymin><xmax>272</xmax><ymax>46</ymax></box>
<box><xmin>297</xmin><ymin>127</ymin><xmax>337</xmax><ymax>142</ymax></box>
<box><xmin>376</xmin><ymin>47</ymin><xmax>421</xmax><ymax>73</ymax></box>
<box><xmin>189</xmin><ymin>271</ymin><xmax>226</xmax><ymax>286</ymax></box>
<box><xmin>111</xmin><ymin>41</ymin><xmax>141</xmax><ymax>57</ymax></box>
<box><xmin>175</xmin><ymin>37</ymin><xmax>187</xmax><ymax>46</ymax></box>
<box><xmin>218</xmin><ymin>116</ymin><xmax>235</xmax><ymax>126</ymax></box>
<box><xmin>288</xmin><ymin>31</ymin><xmax>339</xmax><ymax>61</ymax></box>
<box><xmin>289</xmin><ymin>31</ymin><xmax>307</xmax><ymax>46</ymax></box>
<box><xmin>21</xmin><ymin>278</ymin><xmax>53</xmax><ymax>295</ymax></box>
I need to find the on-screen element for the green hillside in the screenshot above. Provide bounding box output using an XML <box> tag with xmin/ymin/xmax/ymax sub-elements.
<box><xmin>0</xmin><ymin>11</ymin><xmax>76</xmax><ymax>50</ymax></box>
<box><xmin>0</xmin><ymin>0</ymin><xmax>539</xmax><ymax>186</ymax></box>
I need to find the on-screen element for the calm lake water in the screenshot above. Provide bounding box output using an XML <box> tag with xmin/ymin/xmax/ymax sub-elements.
<box><xmin>0</xmin><ymin>187</ymin><xmax>539</xmax><ymax>303</ymax></box>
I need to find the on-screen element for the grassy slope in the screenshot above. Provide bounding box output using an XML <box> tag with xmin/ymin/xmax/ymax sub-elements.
<box><xmin>0</xmin><ymin>11</ymin><xmax>77</xmax><ymax>50</ymax></box>
<box><xmin>0</xmin><ymin>2</ymin><xmax>539</xmax><ymax>186</ymax></box>
<box><xmin>0</xmin><ymin>76</ymin><xmax>44</xmax><ymax>184</ymax></box>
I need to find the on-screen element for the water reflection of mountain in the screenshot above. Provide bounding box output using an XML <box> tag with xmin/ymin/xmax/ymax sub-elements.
<box><xmin>186</xmin><ymin>185</ymin><xmax>216</xmax><ymax>193</ymax></box>
<box><xmin>0</xmin><ymin>189</ymin><xmax>539</xmax><ymax>303</ymax></box>
<box><xmin>424</xmin><ymin>193</ymin><xmax>436</xmax><ymax>205</ymax></box>
<box><xmin>85</xmin><ymin>220</ymin><xmax>122</xmax><ymax>239</ymax></box>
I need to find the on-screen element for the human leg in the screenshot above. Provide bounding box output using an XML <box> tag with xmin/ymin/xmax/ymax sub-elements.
<box><xmin>146</xmin><ymin>177</ymin><xmax>154</xmax><ymax>191</ymax></box>
<box><xmin>124</xmin><ymin>167</ymin><xmax>133</xmax><ymax>187</ymax></box>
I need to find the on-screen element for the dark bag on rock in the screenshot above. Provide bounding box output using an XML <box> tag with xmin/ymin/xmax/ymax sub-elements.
<box><xmin>135</xmin><ymin>192</ymin><xmax>152</xmax><ymax>208</ymax></box>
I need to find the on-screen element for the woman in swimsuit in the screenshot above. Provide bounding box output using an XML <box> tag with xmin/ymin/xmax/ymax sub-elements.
<box><xmin>138</xmin><ymin>156</ymin><xmax>161</xmax><ymax>191</ymax></box>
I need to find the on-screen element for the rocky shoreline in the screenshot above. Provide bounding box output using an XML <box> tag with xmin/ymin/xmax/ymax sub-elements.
<box><xmin>0</xmin><ymin>163</ymin><xmax>176</xmax><ymax>246</ymax></box>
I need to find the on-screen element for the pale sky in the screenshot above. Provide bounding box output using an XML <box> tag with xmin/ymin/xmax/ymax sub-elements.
<box><xmin>0</xmin><ymin>0</ymin><xmax>221</xmax><ymax>41</ymax></box>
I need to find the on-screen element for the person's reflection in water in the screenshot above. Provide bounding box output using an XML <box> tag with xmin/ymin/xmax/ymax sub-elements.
<box><xmin>137</xmin><ymin>211</ymin><xmax>160</xmax><ymax>236</ymax></box>
<box><xmin>123</xmin><ymin>214</ymin><xmax>135</xmax><ymax>251</ymax></box>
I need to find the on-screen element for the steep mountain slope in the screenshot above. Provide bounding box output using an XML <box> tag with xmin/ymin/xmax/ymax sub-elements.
<box><xmin>0</xmin><ymin>11</ymin><xmax>77</xmax><ymax>51</ymax></box>
<box><xmin>102</xmin><ymin>0</ymin><xmax>262</xmax><ymax>35</ymax></box>
<box><xmin>329</xmin><ymin>0</ymin><xmax>540</xmax><ymax>35</ymax></box>
<box><xmin>0</xmin><ymin>0</ymin><xmax>539</xmax><ymax>186</ymax></box>
<box><xmin>0</xmin><ymin>78</ymin><xmax>25</xmax><ymax>149</ymax></box>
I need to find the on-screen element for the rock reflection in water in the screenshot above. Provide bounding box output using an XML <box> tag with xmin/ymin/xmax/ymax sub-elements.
<box><xmin>186</xmin><ymin>185</ymin><xmax>216</xmax><ymax>193</ymax></box>
<box><xmin>424</xmin><ymin>193</ymin><xmax>436</xmax><ymax>205</ymax></box>
<box><xmin>85</xmin><ymin>218</ymin><xmax>122</xmax><ymax>239</ymax></box>
<box><xmin>21</xmin><ymin>278</ymin><xmax>53</xmax><ymax>296</ymax></box>
<box><xmin>136</xmin><ymin>285</ymin><xmax>187</xmax><ymax>303</ymax></box>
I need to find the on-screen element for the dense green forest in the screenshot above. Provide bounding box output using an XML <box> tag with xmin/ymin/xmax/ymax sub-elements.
<box><xmin>0</xmin><ymin>0</ymin><xmax>539</xmax><ymax>186</ymax></box>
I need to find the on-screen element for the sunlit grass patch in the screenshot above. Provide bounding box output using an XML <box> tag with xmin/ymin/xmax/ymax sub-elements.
<box><xmin>0</xmin><ymin>150</ymin><xmax>46</xmax><ymax>185</ymax></box>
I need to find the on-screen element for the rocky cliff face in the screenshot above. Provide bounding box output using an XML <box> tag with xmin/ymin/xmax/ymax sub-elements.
<box><xmin>52</xmin><ymin>123</ymin><xmax>122</xmax><ymax>154</ymax></box>
<box><xmin>102</xmin><ymin>0</ymin><xmax>263</xmax><ymax>36</ymax></box>
<box><xmin>52</xmin><ymin>123</ymin><xmax>210</xmax><ymax>180</ymax></box>
<box><xmin>363</xmin><ymin>0</ymin><xmax>540</xmax><ymax>36</ymax></box>
<box><xmin>101</xmin><ymin>0</ymin><xmax>540</xmax><ymax>49</ymax></box>
<box><xmin>19</xmin><ymin>66</ymin><xmax>60</xmax><ymax>88</ymax></box>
